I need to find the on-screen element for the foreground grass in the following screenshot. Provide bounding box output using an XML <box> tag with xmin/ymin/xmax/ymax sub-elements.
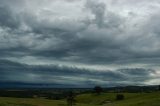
<box><xmin>114</xmin><ymin>92</ymin><xmax>160</xmax><ymax>106</ymax></box>
<box><xmin>0</xmin><ymin>97</ymin><xmax>96</xmax><ymax>106</ymax></box>
<box><xmin>0</xmin><ymin>92</ymin><xmax>160</xmax><ymax>106</ymax></box>
<box><xmin>76</xmin><ymin>92</ymin><xmax>160</xmax><ymax>106</ymax></box>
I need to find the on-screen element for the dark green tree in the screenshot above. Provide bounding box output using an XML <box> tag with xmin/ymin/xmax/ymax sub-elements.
<box><xmin>158</xmin><ymin>85</ymin><xmax>160</xmax><ymax>91</ymax></box>
<box><xmin>94</xmin><ymin>86</ymin><xmax>103</xmax><ymax>95</ymax></box>
<box><xmin>116</xmin><ymin>94</ymin><xmax>125</xmax><ymax>100</ymax></box>
<box><xmin>66</xmin><ymin>91</ymin><xmax>76</xmax><ymax>106</ymax></box>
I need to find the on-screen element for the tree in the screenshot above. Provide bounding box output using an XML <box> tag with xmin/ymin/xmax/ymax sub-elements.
<box><xmin>66</xmin><ymin>91</ymin><xmax>76</xmax><ymax>106</ymax></box>
<box><xmin>94</xmin><ymin>86</ymin><xmax>103</xmax><ymax>95</ymax></box>
<box><xmin>158</xmin><ymin>85</ymin><xmax>160</xmax><ymax>91</ymax></box>
<box><xmin>116</xmin><ymin>94</ymin><xmax>124</xmax><ymax>100</ymax></box>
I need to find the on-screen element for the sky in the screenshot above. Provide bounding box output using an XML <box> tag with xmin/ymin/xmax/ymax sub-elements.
<box><xmin>0</xmin><ymin>0</ymin><xmax>160</xmax><ymax>87</ymax></box>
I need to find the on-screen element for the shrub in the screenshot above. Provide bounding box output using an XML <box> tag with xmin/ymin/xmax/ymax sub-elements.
<box><xmin>94</xmin><ymin>86</ymin><xmax>103</xmax><ymax>95</ymax></box>
<box><xmin>66</xmin><ymin>91</ymin><xmax>76</xmax><ymax>106</ymax></box>
<box><xmin>116</xmin><ymin>94</ymin><xmax>124</xmax><ymax>100</ymax></box>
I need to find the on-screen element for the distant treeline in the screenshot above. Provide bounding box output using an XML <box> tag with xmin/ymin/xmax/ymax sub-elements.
<box><xmin>104</xmin><ymin>85</ymin><xmax>159</xmax><ymax>93</ymax></box>
<box><xmin>0</xmin><ymin>88</ymin><xmax>91</xmax><ymax>99</ymax></box>
<box><xmin>0</xmin><ymin>85</ymin><xmax>159</xmax><ymax>100</ymax></box>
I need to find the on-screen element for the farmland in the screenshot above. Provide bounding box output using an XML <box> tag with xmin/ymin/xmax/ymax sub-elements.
<box><xmin>0</xmin><ymin>92</ymin><xmax>160</xmax><ymax>106</ymax></box>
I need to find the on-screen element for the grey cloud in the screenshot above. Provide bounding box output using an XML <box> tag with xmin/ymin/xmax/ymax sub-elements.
<box><xmin>0</xmin><ymin>0</ymin><xmax>158</xmax><ymax>65</ymax></box>
<box><xmin>0</xmin><ymin>0</ymin><xmax>160</xmax><ymax>87</ymax></box>
<box><xmin>0</xmin><ymin>6</ymin><xmax>20</xmax><ymax>29</ymax></box>
<box><xmin>22</xmin><ymin>13</ymin><xmax>87</xmax><ymax>34</ymax></box>
<box><xmin>85</xmin><ymin>0</ymin><xmax>123</xmax><ymax>28</ymax></box>
<box><xmin>0</xmin><ymin>59</ymin><xmax>156</xmax><ymax>87</ymax></box>
<box><xmin>0</xmin><ymin>0</ymin><xmax>125</xmax><ymax>64</ymax></box>
<box><xmin>86</xmin><ymin>0</ymin><xmax>106</xmax><ymax>27</ymax></box>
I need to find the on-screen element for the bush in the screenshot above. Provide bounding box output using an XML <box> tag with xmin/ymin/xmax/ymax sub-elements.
<box><xmin>66</xmin><ymin>91</ymin><xmax>76</xmax><ymax>106</ymax></box>
<box><xmin>116</xmin><ymin>94</ymin><xmax>124</xmax><ymax>100</ymax></box>
<box><xmin>94</xmin><ymin>86</ymin><xmax>103</xmax><ymax>95</ymax></box>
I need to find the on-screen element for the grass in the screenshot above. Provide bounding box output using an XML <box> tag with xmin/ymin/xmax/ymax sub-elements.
<box><xmin>114</xmin><ymin>92</ymin><xmax>160</xmax><ymax>106</ymax></box>
<box><xmin>76</xmin><ymin>92</ymin><xmax>160</xmax><ymax>106</ymax></box>
<box><xmin>0</xmin><ymin>97</ymin><xmax>94</xmax><ymax>106</ymax></box>
<box><xmin>0</xmin><ymin>92</ymin><xmax>160</xmax><ymax>106</ymax></box>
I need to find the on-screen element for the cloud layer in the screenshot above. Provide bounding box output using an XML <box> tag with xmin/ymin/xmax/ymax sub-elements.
<box><xmin>0</xmin><ymin>0</ymin><xmax>160</xmax><ymax>87</ymax></box>
<box><xmin>0</xmin><ymin>60</ymin><xmax>158</xmax><ymax>87</ymax></box>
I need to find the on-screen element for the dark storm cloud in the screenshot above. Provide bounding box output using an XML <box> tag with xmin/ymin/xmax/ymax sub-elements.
<box><xmin>0</xmin><ymin>0</ymin><xmax>134</xmax><ymax>64</ymax></box>
<box><xmin>0</xmin><ymin>6</ymin><xmax>20</xmax><ymax>28</ymax></box>
<box><xmin>0</xmin><ymin>0</ymin><xmax>122</xmax><ymax>61</ymax></box>
<box><xmin>0</xmin><ymin>59</ymin><xmax>157</xmax><ymax>87</ymax></box>
<box><xmin>0</xmin><ymin>0</ymin><xmax>160</xmax><ymax>86</ymax></box>
<box><xmin>85</xmin><ymin>0</ymin><xmax>106</xmax><ymax>27</ymax></box>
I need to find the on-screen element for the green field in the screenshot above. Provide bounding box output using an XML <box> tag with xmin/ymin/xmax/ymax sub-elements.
<box><xmin>0</xmin><ymin>92</ymin><xmax>160</xmax><ymax>106</ymax></box>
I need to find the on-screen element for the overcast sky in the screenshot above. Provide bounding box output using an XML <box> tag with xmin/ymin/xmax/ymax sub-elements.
<box><xmin>0</xmin><ymin>0</ymin><xmax>160</xmax><ymax>87</ymax></box>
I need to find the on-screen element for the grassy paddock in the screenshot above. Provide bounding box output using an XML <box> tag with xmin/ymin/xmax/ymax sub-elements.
<box><xmin>0</xmin><ymin>92</ymin><xmax>160</xmax><ymax>106</ymax></box>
